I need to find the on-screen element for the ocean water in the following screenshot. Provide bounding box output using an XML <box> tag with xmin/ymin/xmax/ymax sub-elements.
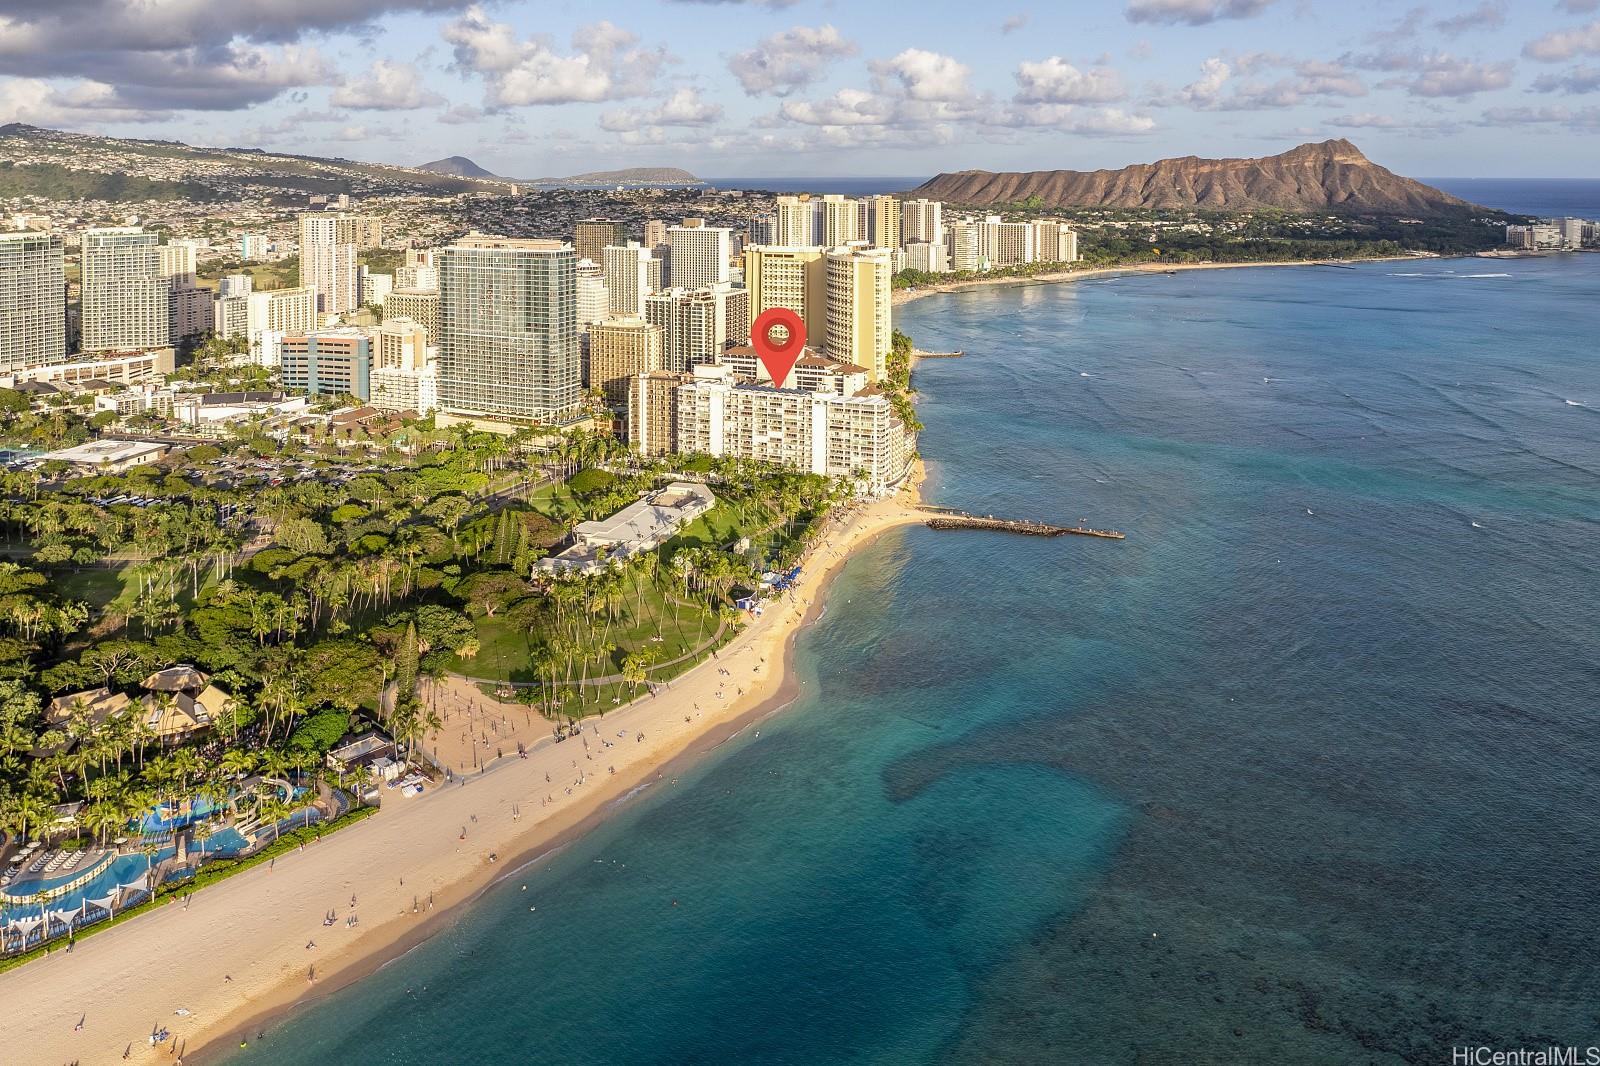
<box><xmin>231</xmin><ymin>256</ymin><xmax>1600</xmax><ymax>1065</ymax></box>
<box><xmin>1425</xmin><ymin>177</ymin><xmax>1600</xmax><ymax>219</ymax></box>
<box><xmin>704</xmin><ymin>177</ymin><xmax>927</xmax><ymax>196</ymax></box>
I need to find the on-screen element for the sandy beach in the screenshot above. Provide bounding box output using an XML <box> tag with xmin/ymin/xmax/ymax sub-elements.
<box><xmin>0</xmin><ymin>467</ymin><xmax>926</xmax><ymax>1066</ymax></box>
<box><xmin>891</xmin><ymin>254</ymin><xmax>1431</xmax><ymax>307</ymax></box>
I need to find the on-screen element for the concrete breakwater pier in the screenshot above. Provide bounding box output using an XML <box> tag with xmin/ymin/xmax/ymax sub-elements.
<box><xmin>918</xmin><ymin>506</ymin><xmax>1126</xmax><ymax>540</ymax></box>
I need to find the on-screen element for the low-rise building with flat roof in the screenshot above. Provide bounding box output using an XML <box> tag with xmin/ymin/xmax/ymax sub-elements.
<box><xmin>538</xmin><ymin>481</ymin><xmax>715</xmax><ymax>574</ymax></box>
<box><xmin>39</xmin><ymin>439</ymin><xmax>167</xmax><ymax>473</ymax></box>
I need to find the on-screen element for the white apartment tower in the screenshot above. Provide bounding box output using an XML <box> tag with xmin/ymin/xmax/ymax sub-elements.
<box><xmin>901</xmin><ymin>199</ymin><xmax>944</xmax><ymax>246</ymax></box>
<box><xmin>245</xmin><ymin>287</ymin><xmax>318</xmax><ymax>365</ymax></box>
<box><xmin>603</xmin><ymin>242</ymin><xmax>660</xmax><ymax>316</ymax></box>
<box><xmin>81</xmin><ymin>228</ymin><xmax>171</xmax><ymax>353</ymax></box>
<box><xmin>644</xmin><ymin>285</ymin><xmax>751</xmax><ymax>372</ymax></box>
<box><xmin>665</xmin><ymin>225</ymin><xmax>733</xmax><ymax>290</ymax></box>
<box><xmin>0</xmin><ymin>231</ymin><xmax>65</xmax><ymax>373</ymax></box>
<box><xmin>866</xmin><ymin>196</ymin><xmax>901</xmax><ymax>251</ymax></box>
<box><xmin>298</xmin><ymin>213</ymin><xmax>367</xmax><ymax>314</ymax></box>
<box><xmin>946</xmin><ymin>219</ymin><xmax>982</xmax><ymax>272</ymax></box>
<box><xmin>774</xmin><ymin>196</ymin><xmax>816</xmax><ymax>246</ymax></box>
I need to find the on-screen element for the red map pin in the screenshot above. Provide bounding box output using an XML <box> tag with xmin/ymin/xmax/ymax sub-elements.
<box><xmin>751</xmin><ymin>307</ymin><xmax>805</xmax><ymax>389</ymax></box>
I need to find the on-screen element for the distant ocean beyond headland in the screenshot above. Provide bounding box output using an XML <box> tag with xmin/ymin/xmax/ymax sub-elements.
<box><xmin>704</xmin><ymin>177</ymin><xmax>927</xmax><ymax>196</ymax></box>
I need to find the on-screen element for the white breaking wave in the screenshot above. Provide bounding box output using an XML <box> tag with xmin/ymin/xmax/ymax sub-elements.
<box><xmin>1566</xmin><ymin>400</ymin><xmax>1587</xmax><ymax>407</ymax></box>
<box><xmin>1461</xmin><ymin>273</ymin><xmax>1512</xmax><ymax>279</ymax></box>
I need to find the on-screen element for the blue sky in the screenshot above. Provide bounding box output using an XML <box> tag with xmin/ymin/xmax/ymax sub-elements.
<box><xmin>2</xmin><ymin>0</ymin><xmax>1599</xmax><ymax>178</ymax></box>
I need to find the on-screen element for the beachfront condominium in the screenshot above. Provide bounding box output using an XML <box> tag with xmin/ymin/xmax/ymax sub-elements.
<box><xmin>603</xmin><ymin>242</ymin><xmax>660</xmax><ymax>317</ymax></box>
<box><xmin>437</xmin><ymin>234</ymin><xmax>579</xmax><ymax>424</ymax></box>
<box><xmin>824</xmin><ymin>247</ymin><xmax>894</xmax><ymax>382</ymax></box>
<box><xmin>81</xmin><ymin>228</ymin><xmax>171</xmax><ymax>353</ymax></box>
<box><xmin>0</xmin><ymin>231</ymin><xmax>65</xmax><ymax>373</ymax></box>
<box><xmin>744</xmin><ymin>244</ymin><xmax>827</xmax><ymax>349</ymax></box>
<box><xmin>866</xmin><ymin>196</ymin><xmax>901</xmax><ymax>251</ymax></box>
<box><xmin>1030</xmin><ymin>220</ymin><xmax>1080</xmax><ymax>263</ymax></box>
<box><xmin>946</xmin><ymin>219</ymin><xmax>982</xmax><ymax>272</ymax></box>
<box><xmin>587</xmin><ymin>317</ymin><xmax>664</xmax><ymax>408</ymax></box>
<box><xmin>673</xmin><ymin>363</ymin><xmax>915</xmax><ymax>496</ymax></box>
<box><xmin>980</xmin><ymin>216</ymin><xmax>1036</xmax><ymax>267</ymax></box>
<box><xmin>901</xmin><ymin>199</ymin><xmax>944</xmax><ymax>247</ymax></box>
<box><xmin>575</xmin><ymin>219</ymin><xmax>629</xmax><ymax>266</ymax></box>
<box><xmin>665</xmin><ymin>224</ymin><xmax>732</xmax><ymax>290</ymax></box>
<box><xmin>903</xmin><ymin>241</ymin><xmax>949</xmax><ymax>274</ymax></box>
<box><xmin>644</xmin><ymin>285</ymin><xmax>751</xmax><ymax>372</ymax></box>
<box><xmin>774</xmin><ymin>196</ymin><xmax>816</xmax><ymax>246</ymax></box>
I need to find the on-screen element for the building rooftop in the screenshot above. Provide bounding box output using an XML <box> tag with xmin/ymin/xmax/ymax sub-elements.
<box><xmin>540</xmin><ymin>482</ymin><xmax>716</xmax><ymax>574</ymax></box>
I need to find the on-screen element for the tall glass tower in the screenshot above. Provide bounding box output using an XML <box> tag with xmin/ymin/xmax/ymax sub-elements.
<box><xmin>438</xmin><ymin>235</ymin><xmax>579</xmax><ymax>423</ymax></box>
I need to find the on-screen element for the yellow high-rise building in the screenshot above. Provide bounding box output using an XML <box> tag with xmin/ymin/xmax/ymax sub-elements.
<box><xmin>824</xmin><ymin>247</ymin><xmax>893</xmax><ymax>382</ymax></box>
<box><xmin>743</xmin><ymin>245</ymin><xmax>826</xmax><ymax>349</ymax></box>
<box><xmin>588</xmin><ymin>317</ymin><xmax>664</xmax><ymax>409</ymax></box>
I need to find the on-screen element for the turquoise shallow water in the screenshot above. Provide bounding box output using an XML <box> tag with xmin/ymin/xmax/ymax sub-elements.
<box><xmin>231</xmin><ymin>255</ymin><xmax>1600</xmax><ymax>1065</ymax></box>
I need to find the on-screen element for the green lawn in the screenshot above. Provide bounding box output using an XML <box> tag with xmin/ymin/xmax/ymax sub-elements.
<box><xmin>56</xmin><ymin>566</ymin><xmax>139</xmax><ymax>610</ymax></box>
<box><xmin>442</xmin><ymin>579</ymin><xmax>723</xmax><ymax>686</ymax></box>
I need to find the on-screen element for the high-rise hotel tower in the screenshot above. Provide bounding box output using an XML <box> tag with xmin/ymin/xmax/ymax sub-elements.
<box><xmin>437</xmin><ymin>235</ymin><xmax>579</xmax><ymax>423</ymax></box>
<box><xmin>81</xmin><ymin>228</ymin><xmax>170</xmax><ymax>353</ymax></box>
<box><xmin>0</xmin><ymin>231</ymin><xmax>65</xmax><ymax>373</ymax></box>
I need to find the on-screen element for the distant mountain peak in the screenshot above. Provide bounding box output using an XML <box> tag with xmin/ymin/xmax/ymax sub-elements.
<box><xmin>416</xmin><ymin>155</ymin><xmax>497</xmax><ymax>179</ymax></box>
<box><xmin>912</xmin><ymin>140</ymin><xmax>1474</xmax><ymax>215</ymax></box>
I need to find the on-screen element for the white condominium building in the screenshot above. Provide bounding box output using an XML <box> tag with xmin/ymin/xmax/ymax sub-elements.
<box><xmin>901</xmin><ymin>199</ymin><xmax>944</xmax><ymax>247</ymax></box>
<box><xmin>240</xmin><ymin>233</ymin><xmax>270</xmax><ymax>261</ymax></box>
<box><xmin>370</xmin><ymin>316</ymin><xmax>436</xmax><ymax>414</ymax></box>
<box><xmin>866</xmin><ymin>196</ymin><xmax>901</xmax><ymax>251</ymax></box>
<box><xmin>0</xmin><ymin>230</ymin><xmax>65</xmax><ymax>373</ymax></box>
<box><xmin>1030</xmin><ymin>219</ymin><xmax>1080</xmax><ymax>263</ymax></box>
<box><xmin>245</xmin><ymin>287</ymin><xmax>317</xmax><ymax>365</ymax></box>
<box><xmin>576</xmin><ymin>259</ymin><xmax>610</xmax><ymax>335</ymax></box>
<box><xmin>673</xmin><ymin>363</ymin><xmax>915</xmax><ymax>496</ymax></box>
<box><xmin>602</xmin><ymin>242</ymin><xmax>660</xmax><ymax>317</ymax></box>
<box><xmin>301</xmin><ymin>241</ymin><xmax>357</xmax><ymax>315</ymax></box>
<box><xmin>815</xmin><ymin>195</ymin><xmax>865</xmax><ymax>248</ymax></box>
<box><xmin>81</xmin><ymin>228</ymin><xmax>171</xmax><ymax>353</ymax></box>
<box><xmin>643</xmin><ymin>284</ymin><xmax>751</xmax><ymax>372</ymax></box>
<box><xmin>946</xmin><ymin>219</ymin><xmax>982</xmax><ymax>272</ymax></box>
<box><xmin>665</xmin><ymin>224</ymin><xmax>733</xmax><ymax>290</ymax></box>
<box><xmin>774</xmin><ymin>196</ymin><xmax>816</xmax><ymax>246</ymax></box>
<box><xmin>903</xmin><ymin>241</ymin><xmax>948</xmax><ymax>274</ymax></box>
<box><xmin>213</xmin><ymin>295</ymin><xmax>249</xmax><ymax>342</ymax></box>
<box><xmin>980</xmin><ymin>216</ymin><xmax>1036</xmax><ymax>267</ymax></box>
<box><xmin>824</xmin><ymin>246</ymin><xmax>893</xmax><ymax>382</ymax></box>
